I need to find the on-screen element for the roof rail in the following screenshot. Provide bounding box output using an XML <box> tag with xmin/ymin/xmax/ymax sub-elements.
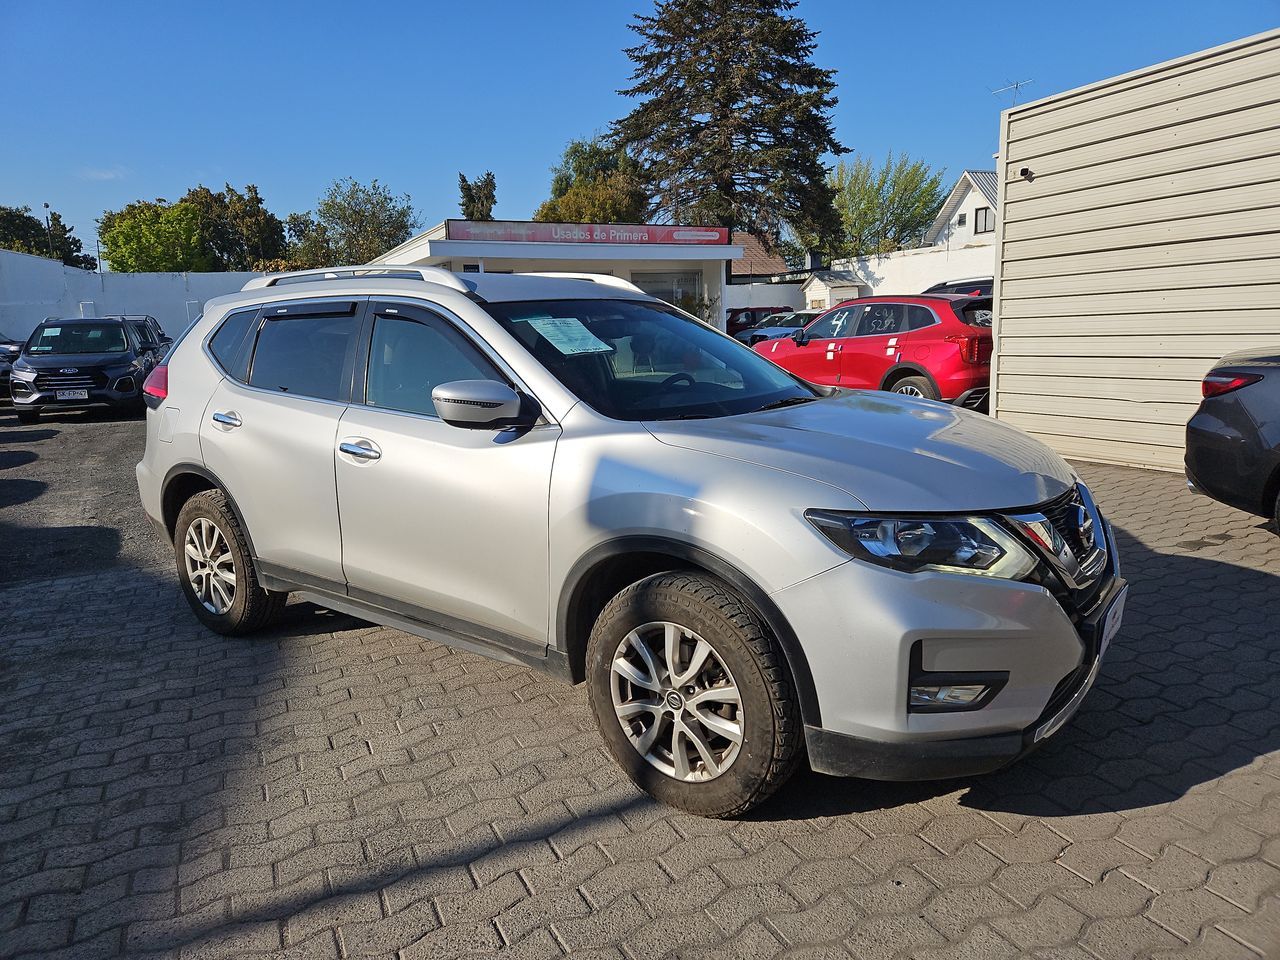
<box><xmin>517</xmin><ymin>272</ymin><xmax>646</xmax><ymax>295</ymax></box>
<box><xmin>241</xmin><ymin>265</ymin><xmax>471</xmax><ymax>294</ymax></box>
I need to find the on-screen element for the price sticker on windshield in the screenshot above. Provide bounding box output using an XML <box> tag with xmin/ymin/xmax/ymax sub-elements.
<box><xmin>527</xmin><ymin>317</ymin><xmax>613</xmax><ymax>355</ymax></box>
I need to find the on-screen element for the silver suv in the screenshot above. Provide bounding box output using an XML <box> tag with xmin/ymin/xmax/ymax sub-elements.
<box><xmin>137</xmin><ymin>266</ymin><xmax>1127</xmax><ymax>816</ymax></box>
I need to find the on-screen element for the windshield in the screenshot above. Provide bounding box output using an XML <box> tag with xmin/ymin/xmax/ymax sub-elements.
<box><xmin>483</xmin><ymin>299</ymin><xmax>819</xmax><ymax>420</ymax></box>
<box><xmin>752</xmin><ymin>313</ymin><xmax>792</xmax><ymax>328</ymax></box>
<box><xmin>960</xmin><ymin>299</ymin><xmax>994</xmax><ymax>328</ymax></box>
<box><xmin>26</xmin><ymin>323</ymin><xmax>129</xmax><ymax>355</ymax></box>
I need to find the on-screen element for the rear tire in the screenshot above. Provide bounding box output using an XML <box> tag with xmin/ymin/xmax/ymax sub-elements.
<box><xmin>586</xmin><ymin>572</ymin><xmax>803</xmax><ymax>817</ymax></box>
<box><xmin>174</xmin><ymin>489</ymin><xmax>285</xmax><ymax>635</ymax></box>
<box><xmin>889</xmin><ymin>375</ymin><xmax>939</xmax><ymax>400</ymax></box>
<box><xmin>15</xmin><ymin>409</ymin><xmax>38</xmax><ymax>425</ymax></box>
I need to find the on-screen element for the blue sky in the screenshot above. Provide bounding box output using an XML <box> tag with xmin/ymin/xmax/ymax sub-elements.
<box><xmin>2</xmin><ymin>0</ymin><xmax>1276</xmax><ymax>257</ymax></box>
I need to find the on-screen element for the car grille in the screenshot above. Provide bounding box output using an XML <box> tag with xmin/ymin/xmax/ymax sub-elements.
<box><xmin>1039</xmin><ymin>487</ymin><xmax>1093</xmax><ymax>564</ymax></box>
<box><xmin>34</xmin><ymin>370</ymin><xmax>107</xmax><ymax>391</ymax></box>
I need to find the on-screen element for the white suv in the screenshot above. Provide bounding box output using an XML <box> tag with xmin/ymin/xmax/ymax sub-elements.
<box><xmin>137</xmin><ymin>266</ymin><xmax>1126</xmax><ymax>816</ymax></box>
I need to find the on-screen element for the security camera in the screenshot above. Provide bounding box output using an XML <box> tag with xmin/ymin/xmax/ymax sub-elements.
<box><xmin>1019</xmin><ymin>167</ymin><xmax>1035</xmax><ymax>182</ymax></box>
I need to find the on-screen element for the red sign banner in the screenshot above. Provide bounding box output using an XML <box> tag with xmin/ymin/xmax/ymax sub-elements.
<box><xmin>445</xmin><ymin>220</ymin><xmax>730</xmax><ymax>245</ymax></box>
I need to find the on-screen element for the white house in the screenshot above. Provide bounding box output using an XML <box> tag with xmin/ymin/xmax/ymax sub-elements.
<box><xmin>924</xmin><ymin>170</ymin><xmax>999</xmax><ymax>249</ymax></box>
<box><xmin>808</xmin><ymin>170</ymin><xmax>1000</xmax><ymax>308</ymax></box>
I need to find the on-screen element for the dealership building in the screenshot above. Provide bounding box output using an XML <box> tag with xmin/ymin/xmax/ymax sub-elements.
<box><xmin>370</xmin><ymin>219</ymin><xmax>800</xmax><ymax>324</ymax></box>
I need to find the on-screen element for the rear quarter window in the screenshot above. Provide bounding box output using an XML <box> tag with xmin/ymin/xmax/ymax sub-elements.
<box><xmin>207</xmin><ymin>309</ymin><xmax>260</xmax><ymax>379</ymax></box>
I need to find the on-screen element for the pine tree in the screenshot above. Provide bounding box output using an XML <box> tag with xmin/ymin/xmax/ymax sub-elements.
<box><xmin>612</xmin><ymin>0</ymin><xmax>845</xmax><ymax>249</ymax></box>
<box><xmin>458</xmin><ymin>172</ymin><xmax>497</xmax><ymax>221</ymax></box>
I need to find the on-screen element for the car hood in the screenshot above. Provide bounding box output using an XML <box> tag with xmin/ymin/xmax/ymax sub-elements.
<box><xmin>644</xmin><ymin>392</ymin><xmax>1075</xmax><ymax>512</ymax></box>
<box><xmin>742</xmin><ymin>327</ymin><xmax>795</xmax><ymax>339</ymax></box>
<box><xmin>18</xmin><ymin>351</ymin><xmax>135</xmax><ymax>369</ymax></box>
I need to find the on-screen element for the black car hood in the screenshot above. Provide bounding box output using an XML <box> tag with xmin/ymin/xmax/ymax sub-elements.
<box><xmin>19</xmin><ymin>351</ymin><xmax>135</xmax><ymax>369</ymax></box>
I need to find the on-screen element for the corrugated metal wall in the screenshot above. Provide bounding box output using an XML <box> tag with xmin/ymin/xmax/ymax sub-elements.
<box><xmin>992</xmin><ymin>30</ymin><xmax>1280</xmax><ymax>471</ymax></box>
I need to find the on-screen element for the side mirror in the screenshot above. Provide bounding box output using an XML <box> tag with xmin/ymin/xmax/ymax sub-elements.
<box><xmin>792</xmin><ymin>328</ymin><xmax>810</xmax><ymax>346</ymax></box>
<box><xmin>432</xmin><ymin>380</ymin><xmax>532</xmax><ymax>430</ymax></box>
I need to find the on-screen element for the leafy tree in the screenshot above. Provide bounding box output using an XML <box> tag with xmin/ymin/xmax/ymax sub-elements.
<box><xmin>612</xmin><ymin>0</ymin><xmax>846</xmax><ymax>249</ymax></box>
<box><xmin>285</xmin><ymin>178</ymin><xmax>420</xmax><ymax>268</ymax></box>
<box><xmin>98</xmin><ymin>200</ymin><xmax>214</xmax><ymax>272</ymax></box>
<box><xmin>458</xmin><ymin>171</ymin><xmax>497</xmax><ymax>221</ymax></box>
<box><xmin>180</xmin><ymin>183</ymin><xmax>286</xmax><ymax>270</ymax></box>
<box><xmin>0</xmin><ymin>204</ymin><xmax>96</xmax><ymax>269</ymax></box>
<box><xmin>533</xmin><ymin>137</ymin><xmax>651</xmax><ymax>223</ymax></box>
<box><xmin>829</xmin><ymin>153</ymin><xmax>948</xmax><ymax>256</ymax></box>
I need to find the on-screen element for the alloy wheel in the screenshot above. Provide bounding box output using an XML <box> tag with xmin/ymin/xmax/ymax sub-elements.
<box><xmin>183</xmin><ymin>517</ymin><xmax>236</xmax><ymax>615</ymax></box>
<box><xmin>894</xmin><ymin>384</ymin><xmax>925</xmax><ymax>397</ymax></box>
<box><xmin>609</xmin><ymin>621</ymin><xmax>743</xmax><ymax>782</ymax></box>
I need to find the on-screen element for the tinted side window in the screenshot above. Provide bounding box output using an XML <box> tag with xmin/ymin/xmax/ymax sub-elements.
<box><xmin>208</xmin><ymin>309</ymin><xmax>259</xmax><ymax>379</ymax></box>
<box><xmin>249</xmin><ymin>313</ymin><xmax>357</xmax><ymax>401</ymax></box>
<box><xmin>857</xmin><ymin>304</ymin><xmax>906</xmax><ymax>336</ymax></box>
<box><xmin>906</xmin><ymin>305</ymin><xmax>937</xmax><ymax>331</ymax></box>
<box><xmin>365</xmin><ymin>313</ymin><xmax>501</xmax><ymax>417</ymax></box>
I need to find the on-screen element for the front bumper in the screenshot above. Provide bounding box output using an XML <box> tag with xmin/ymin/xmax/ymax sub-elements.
<box><xmin>802</xmin><ymin>573</ymin><xmax>1126</xmax><ymax>780</ymax></box>
<box><xmin>773</xmin><ymin>511</ymin><xmax>1124</xmax><ymax>779</ymax></box>
<box><xmin>11</xmin><ymin>379</ymin><xmax>142</xmax><ymax>410</ymax></box>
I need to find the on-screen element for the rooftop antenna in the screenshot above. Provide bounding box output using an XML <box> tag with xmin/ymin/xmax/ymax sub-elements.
<box><xmin>992</xmin><ymin>78</ymin><xmax>1034</xmax><ymax>106</ymax></box>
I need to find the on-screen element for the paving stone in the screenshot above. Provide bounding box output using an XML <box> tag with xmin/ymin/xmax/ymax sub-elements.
<box><xmin>4</xmin><ymin>432</ymin><xmax>1280</xmax><ymax>959</ymax></box>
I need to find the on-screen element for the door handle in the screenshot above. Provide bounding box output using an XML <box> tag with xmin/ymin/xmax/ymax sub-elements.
<box><xmin>339</xmin><ymin>441</ymin><xmax>381</xmax><ymax>461</ymax></box>
<box><xmin>211</xmin><ymin>411</ymin><xmax>242</xmax><ymax>428</ymax></box>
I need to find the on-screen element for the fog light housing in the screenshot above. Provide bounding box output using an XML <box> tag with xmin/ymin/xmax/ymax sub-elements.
<box><xmin>910</xmin><ymin>684</ymin><xmax>989</xmax><ymax>708</ymax></box>
<box><xmin>11</xmin><ymin>380</ymin><xmax>31</xmax><ymax>396</ymax></box>
<box><xmin>115</xmin><ymin>376</ymin><xmax>136</xmax><ymax>393</ymax></box>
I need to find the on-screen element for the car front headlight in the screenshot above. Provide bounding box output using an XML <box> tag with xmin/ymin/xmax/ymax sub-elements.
<box><xmin>805</xmin><ymin>510</ymin><xmax>1038</xmax><ymax>579</ymax></box>
<box><xmin>11</xmin><ymin>359</ymin><xmax>35</xmax><ymax>379</ymax></box>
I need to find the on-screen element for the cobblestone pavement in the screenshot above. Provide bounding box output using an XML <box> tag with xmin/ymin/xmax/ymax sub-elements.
<box><xmin>1</xmin><ymin>410</ymin><xmax>1278</xmax><ymax>959</ymax></box>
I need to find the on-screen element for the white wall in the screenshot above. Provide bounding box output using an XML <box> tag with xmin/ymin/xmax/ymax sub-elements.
<box><xmin>722</xmin><ymin>280</ymin><xmax>804</xmax><ymax>314</ymax></box>
<box><xmin>830</xmin><ymin>243</ymin><xmax>994</xmax><ymax>299</ymax></box>
<box><xmin>0</xmin><ymin>249</ymin><xmax>260</xmax><ymax>338</ymax></box>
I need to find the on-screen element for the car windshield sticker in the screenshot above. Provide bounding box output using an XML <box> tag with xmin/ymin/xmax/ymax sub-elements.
<box><xmin>44</xmin><ymin>327</ymin><xmax>60</xmax><ymax>336</ymax></box>
<box><xmin>527</xmin><ymin>317</ymin><xmax>613</xmax><ymax>355</ymax></box>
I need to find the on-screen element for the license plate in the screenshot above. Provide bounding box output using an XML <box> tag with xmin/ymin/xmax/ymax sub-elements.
<box><xmin>56</xmin><ymin>389</ymin><xmax>89</xmax><ymax>400</ymax></box>
<box><xmin>1099</xmin><ymin>585</ymin><xmax>1127</xmax><ymax>657</ymax></box>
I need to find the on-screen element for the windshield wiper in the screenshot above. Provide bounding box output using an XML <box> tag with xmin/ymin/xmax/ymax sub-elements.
<box><xmin>653</xmin><ymin>412</ymin><xmax>714</xmax><ymax>420</ymax></box>
<box><xmin>755</xmin><ymin>395</ymin><xmax>820</xmax><ymax>412</ymax></box>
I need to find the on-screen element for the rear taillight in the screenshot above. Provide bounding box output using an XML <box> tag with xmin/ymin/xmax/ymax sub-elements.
<box><xmin>142</xmin><ymin>364</ymin><xmax>168</xmax><ymax>409</ymax></box>
<box><xmin>945</xmin><ymin>334</ymin><xmax>982</xmax><ymax>364</ymax></box>
<box><xmin>1202</xmin><ymin>372</ymin><xmax>1262</xmax><ymax>398</ymax></box>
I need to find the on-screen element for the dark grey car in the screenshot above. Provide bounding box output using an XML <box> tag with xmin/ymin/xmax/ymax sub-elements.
<box><xmin>1185</xmin><ymin>347</ymin><xmax>1280</xmax><ymax>526</ymax></box>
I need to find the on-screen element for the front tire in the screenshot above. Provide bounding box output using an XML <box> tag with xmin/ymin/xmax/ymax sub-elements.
<box><xmin>174</xmin><ymin>490</ymin><xmax>284</xmax><ymax>635</ymax></box>
<box><xmin>586</xmin><ymin>572</ymin><xmax>803</xmax><ymax>817</ymax></box>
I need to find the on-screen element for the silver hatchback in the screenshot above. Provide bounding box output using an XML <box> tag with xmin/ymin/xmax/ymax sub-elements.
<box><xmin>137</xmin><ymin>266</ymin><xmax>1126</xmax><ymax>816</ymax></box>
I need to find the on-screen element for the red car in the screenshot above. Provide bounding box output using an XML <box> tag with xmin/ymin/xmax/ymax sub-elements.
<box><xmin>753</xmin><ymin>294</ymin><xmax>993</xmax><ymax>409</ymax></box>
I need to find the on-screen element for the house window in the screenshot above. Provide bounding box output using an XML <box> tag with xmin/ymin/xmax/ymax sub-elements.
<box><xmin>957</xmin><ymin>213</ymin><xmax>967</xmax><ymax>228</ymax></box>
<box><xmin>975</xmin><ymin>207</ymin><xmax>996</xmax><ymax>233</ymax></box>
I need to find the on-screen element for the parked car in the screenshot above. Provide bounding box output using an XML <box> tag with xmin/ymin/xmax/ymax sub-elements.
<box><xmin>923</xmin><ymin>276</ymin><xmax>993</xmax><ymax>297</ymax></box>
<box><xmin>138</xmin><ymin>266</ymin><xmax>1124</xmax><ymax>817</ymax></box>
<box><xmin>9</xmin><ymin>316</ymin><xmax>166</xmax><ymax>424</ymax></box>
<box><xmin>754</xmin><ymin>294</ymin><xmax>993</xmax><ymax>410</ymax></box>
<box><xmin>123</xmin><ymin>315</ymin><xmax>171</xmax><ymax>356</ymax></box>
<box><xmin>0</xmin><ymin>331</ymin><xmax>21</xmax><ymax>395</ymax></box>
<box><xmin>733</xmin><ymin>309</ymin><xmax>824</xmax><ymax>346</ymax></box>
<box><xmin>1185</xmin><ymin>348</ymin><xmax>1280</xmax><ymax>527</ymax></box>
<box><xmin>725</xmin><ymin>305</ymin><xmax>791</xmax><ymax>337</ymax></box>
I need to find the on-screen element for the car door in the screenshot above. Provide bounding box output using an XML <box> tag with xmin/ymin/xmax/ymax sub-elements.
<box><xmin>334</xmin><ymin>300</ymin><xmax>558</xmax><ymax>650</ymax></box>
<box><xmin>766</xmin><ymin>305</ymin><xmax>858</xmax><ymax>385</ymax></box>
<box><xmin>839</xmin><ymin>302</ymin><xmax>910</xmax><ymax>388</ymax></box>
<box><xmin>199</xmin><ymin>298</ymin><xmax>362</xmax><ymax>588</ymax></box>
